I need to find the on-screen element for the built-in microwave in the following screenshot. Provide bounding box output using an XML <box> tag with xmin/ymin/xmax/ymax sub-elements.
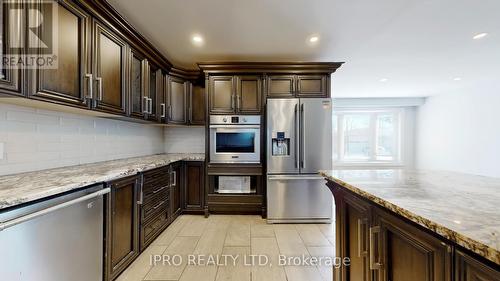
<box><xmin>209</xmin><ymin>115</ymin><xmax>261</xmax><ymax>163</ymax></box>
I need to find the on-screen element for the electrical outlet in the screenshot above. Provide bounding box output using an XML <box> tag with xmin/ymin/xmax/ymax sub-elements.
<box><xmin>0</xmin><ymin>143</ymin><xmax>4</xmax><ymax>160</ymax></box>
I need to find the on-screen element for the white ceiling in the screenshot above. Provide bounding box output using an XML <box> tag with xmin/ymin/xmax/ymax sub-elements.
<box><xmin>109</xmin><ymin>0</ymin><xmax>500</xmax><ymax>98</ymax></box>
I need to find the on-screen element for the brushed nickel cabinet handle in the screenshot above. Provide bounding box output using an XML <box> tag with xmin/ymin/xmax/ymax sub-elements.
<box><xmin>161</xmin><ymin>103</ymin><xmax>166</xmax><ymax>118</ymax></box>
<box><xmin>148</xmin><ymin>98</ymin><xmax>153</xmax><ymax>114</ymax></box>
<box><xmin>137</xmin><ymin>181</ymin><xmax>144</xmax><ymax>205</ymax></box>
<box><xmin>152</xmin><ymin>186</ymin><xmax>166</xmax><ymax>194</ymax></box>
<box><xmin>369</xmin><ymin>226</ymin><xmax>383</xmax><ymax>270</ymax></box>
<box><xmin>357</xmin><ymin>218</ymin><xmax>368</xmax><ymax>257</ymax></box>
<box><xmin>96</xmin><ymin>77</ymin><xmax>103</xmax><ymax>101</ymax></box>
<box><xmin>85</xmin><ymin>74</ymin><xmax>93</xmax><ymax>102</ymax></box>
<box><xmin>153</xmin><ymin>201</ymin><xmax>165</xmax><ymax>210</ymax></box>
<box><xmin>143</xmin><ymin>96</ymin><xmax>149</xmax><ymax>114</ymax></box>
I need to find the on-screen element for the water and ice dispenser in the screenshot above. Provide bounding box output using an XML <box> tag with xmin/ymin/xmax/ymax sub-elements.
<box><xmin>271</xmin><ymin>132</ymin><xmax>290</xmax><ymax>156</ymax></box>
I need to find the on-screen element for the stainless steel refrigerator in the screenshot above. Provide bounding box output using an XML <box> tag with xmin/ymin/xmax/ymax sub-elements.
<box><xmin>266</xmin><ymin>98</ymin><xmax>333</xmax><ymax>223</ymax></box>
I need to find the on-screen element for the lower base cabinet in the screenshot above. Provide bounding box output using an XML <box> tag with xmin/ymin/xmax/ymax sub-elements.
<box><xmin>104</xmin><ymin>175</ymin><xmax>141</xmax><ymax>281</ymax></box>
<box><xmin>329</xmin><ymin>182</ymin><xmax>500</xmax><ymax>281</ymax></box>
<box><xmin>184</xmin><ymin>161</ymin><xmax>205</xmax><ymax>213</ymax></box>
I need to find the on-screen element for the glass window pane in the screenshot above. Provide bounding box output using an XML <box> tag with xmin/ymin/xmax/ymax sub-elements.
<box><xmin>343</xmin><ymin>114</ymin><xmax>371</xmax><ymax>160</ymax></box>
<box><xmin>376</xmin><ymin>114</ymin><xmax>395</xmax><ymax>161</ymax></box>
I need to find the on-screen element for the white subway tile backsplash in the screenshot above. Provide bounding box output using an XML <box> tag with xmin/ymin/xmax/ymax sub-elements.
<box><xmin>0</xmin><ymin>103</ymin><xmax>165</xmax><ymax>176</ymax></box>
<box><xmin>164</xmin><ymin>127</ymin><xmax>205</xmax><ymax>153</ymax></box>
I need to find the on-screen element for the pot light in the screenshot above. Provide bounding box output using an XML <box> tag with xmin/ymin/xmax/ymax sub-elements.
<box><xmin>192</xmin><ymin>35</ymin><xmax>204</xmax><ymax>45</ymax></box>
<box><xmin>379</xmin><ymin>78</ymin><xmax>388</xmax><ymax>82</ymax></box>
<box><xmin>453</xmin><ymin>77</ymin><xmax>462</xmax><ymax>81</ymax></box>
<box><xmin>309</xmin><ymin>36</ymin><xmax>319</xmax><ymax>43</ymax></box>
<box><xmin>473</xmin><ymin>32</ymin><xmax>488</xmax><ymax>40</ymax></box>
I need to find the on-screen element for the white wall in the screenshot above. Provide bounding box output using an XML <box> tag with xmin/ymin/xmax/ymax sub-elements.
<box><xmin>0</xmin><ymin>103</ymin><xmax>164</xmax><ymax>176</ymax></box>
<box><xmin>164</xmin><ymin>127</ymin><xmax>205</xmax><ymax>154</ymax></box>
<box><xmin>416</xmin><ymin>91</ymin><xmax>500</xmax><ymax>178</ymax></box>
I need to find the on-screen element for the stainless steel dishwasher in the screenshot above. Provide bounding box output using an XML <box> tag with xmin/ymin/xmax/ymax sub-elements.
<box><xmin>0</xmin><ymin>184</ymin><xmax>110</xmax><ymax>281</ymax></box>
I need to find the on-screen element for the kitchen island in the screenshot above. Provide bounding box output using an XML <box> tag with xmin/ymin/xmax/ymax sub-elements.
<box><xmin>321</xmin><ymin>169</ymin><xmax>500</xmax><ymax>281</ymax></box>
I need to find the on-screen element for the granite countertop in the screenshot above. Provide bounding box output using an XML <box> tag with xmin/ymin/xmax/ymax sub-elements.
<box><xmin>320</xmin><ymin>169</ymin><xmax>500</xmax><ymax>266</ymax></box>
<box><xmin>0</xmin><ymin>153</ymin><xmax>205</xmax><ymax>211</ymax></box>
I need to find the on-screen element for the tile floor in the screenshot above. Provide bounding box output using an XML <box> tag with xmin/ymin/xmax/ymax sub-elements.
<box><xmin>116</xmin><ymin>215</ymin><xmax>335</xmax><ymax>281</ymax></box>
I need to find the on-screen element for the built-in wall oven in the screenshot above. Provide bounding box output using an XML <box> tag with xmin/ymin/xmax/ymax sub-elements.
<box><xmin>209</xmin><ymin>115</ymin><xmax>261</xmax><ymax>163</ymax></box>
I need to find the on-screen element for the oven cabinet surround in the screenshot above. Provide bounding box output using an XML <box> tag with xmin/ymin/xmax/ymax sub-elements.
<box><xmin>266</xmin><ymin>74</ymin><xmax>329</xmax><ymax>98</ymax></box>
<box><xmin>328</xmin><ymin>182</ymin><xmax>500</xmax><ymax>281</ymax></box>
<box><xmin>104</xmin><ymin>175</ymin><xmax>141</xmax><ymax>281</ymax></box>
<box><xmin>208</xmin><ymin>75</ymin><xmax>263</xmax><ymax>114</ymax></box>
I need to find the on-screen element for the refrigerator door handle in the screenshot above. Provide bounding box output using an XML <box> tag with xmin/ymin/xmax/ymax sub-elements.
<box><xmin>294</xmin><ymin>103</ymin><xmax>299</xmax><ymax>168</ymax></box>
<box><xmin>300</xmin><ymin>103</ymin><xmax>305</xmax><ymax>169</ymax></box>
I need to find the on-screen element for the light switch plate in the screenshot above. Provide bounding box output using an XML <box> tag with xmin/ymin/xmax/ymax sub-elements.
<box><xmin>0</xmin><ymin>142</ymin><xmax>4</xmax><ymax>160</ymax></box>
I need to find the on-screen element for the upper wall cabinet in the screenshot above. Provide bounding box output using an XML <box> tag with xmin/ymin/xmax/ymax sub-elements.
<box><xmin>28</xmin><ymin>0</ymin><xmax>91</xmax><ymax>107</ymax></box>
<box><xmin>208</xmin><ymin>75</ymin><xmax>262</xmax><ymax>114</ymax></box>
<box><xmin>146</xmin><ymin>61</ymin><xmax>162</xmax><ymax>121</ymax></box>
<box><xmin>267</xmin><ymin>74</ymin><xmax>329</xmax><ymax>98</ymax></box>
<box><xmin>129</xmin><ymin>50</ymin><xmax>147</xmax><ymax>119</ymax></box>
<box><xmin>189</xmin><ymin>84</ymin><xmax>206</xmax><ymax>125</ymax></box>
<box><xmin>91</xmin><ymin>19</ymin><xmax>128</xmax><ymax>115</ymax></box>
<box><xmin>0</xmin><ymin>0</ymin><xmax>24</xmax><ymax>96</ymax></box>
<box><xmin>166</xmin><ymin>75</ymin><xmax>187</xmax><ymax>124</ymax></box>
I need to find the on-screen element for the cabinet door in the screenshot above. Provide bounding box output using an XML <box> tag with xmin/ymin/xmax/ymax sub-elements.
<box><xmin>335</xmin><ymin>191</ymin><xmax>371</xmax><ymax>281</ymax></box>
<box><xmin>170</xmin><ymin>162</ymin><xmax>184</xmax><ymax>220</ymax></box>
<box><xmin>167</xmin><ymin>76</ymin><xmax>187</xmax><ymax>124</ymax></box>
<box><xmin>28</xmin><ymin>0</ymin><xmax>90</xmax><ymax>106</ymax></box>
<box><xmin>105</xmin><ymin>175</ymin><xmax>140</xmax><ymax>281</ymax></box>
<box><xmin>146</xmin><ymin>62</ymin><xmax>161</xmax><ymax>121</ymax></box>
<box><xmin>266</xmin><ymin>75</ymin><xmax>295</xmax><ymax>98</ymax></box>
<box><xmin>373</xmin><ymin>208</ymin><xmax>452</xmax><ymax>281</ymax></box>
<box><xmin>128</xmin><ymin>50</ymin><xmax>147</xmax><ymax>118</ymax></box>
<box><xmin>455</xmin><ymin>250</ymin><xmax>500</xmax><ymax>281</ymax></box>
<box><xmin>92</xmin><ymin>20</ymin><xmax>127</xmax><ymax>115</ymax></box>
<box><xmin>184</xmin><ymin>161</ymin><xmax>205</xmax><ymax>211</ymax></box>
<box><xmin>209</xmin><ymin>75</ymin><xmax>235</xmax><ymax>114</ymax></box>
<box><xmin>0</xmin><ymin>0</ymin><xmax>24</xmax><ymax>96</ymax></box>
<box><xmin>189</xmin><ymin>84</ymin><xmax>206</xmax><ymax>125</ymax></box>
<box><xmin>296</xmin><ymin>75</ymin><xmax>328</xmax><ymax>97</ymax></box>
<box><xmin>236</xmin><ymin>75</ymin><xmax>262</xmax><ymax>114</ymax></box>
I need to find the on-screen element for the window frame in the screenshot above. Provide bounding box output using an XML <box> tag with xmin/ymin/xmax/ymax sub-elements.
<box><xmin>333</xmin><ymin>107</ymin><xmax>405</xmax><ymax>167</ymax></box>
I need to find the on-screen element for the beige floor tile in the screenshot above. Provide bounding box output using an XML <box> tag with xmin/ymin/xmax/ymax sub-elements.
<box><xmin>250</xmin><ymin>238</ymin><xmax>287</xmax><ymax>281</ymax></box>
<box><xmin>115</xmin><ymin>245</ymin><xmax>167</xmax><ymax>281</ymax></box>
<box><xmin>307</xmin><ymin>246</ymin><xmax>335</xmax><ymax>281</ymax></box>
<box><xmin>316</xmin><ymin>223</ymin><xmax>335</xmax><ymax>237</ymax></box>
<box><xmin>194</xmin><ymin>227</ymin><xmax>227</xmax><ymax>255</ymax></box>
<box><xmin>178</xmin><ymin>215</ymin><xmax>209</xmax><ymax>237</ymax></box>
<box><xmin>225</xmin><ymin>221</ymin><xmax>250</xmax><ymax>247</ymax></box>
<box><xmin>152</xmin><ymin>216</ymin><xmax>192</xmax><ymax>247</ymax></box>
<box><xmin>326</xmin><ymin>236</ymin><xmax>335</xmax><ymax>246</ymax></box>
<box><xmin>250</xmin><ymin>224</ymin><xmax>275</xmax><ymax>238</ymax></box>
<box><xmin>274</xmin><ymin>228</ymin><xmax>309</xmax><ymax>256</ymax></box>
<box><xmin>272</xmin><ymin>224</ymin><xmax>296</xmax><ymax>231</ymax></box>
<box><xmin>215</xmin><ymin>247</ymin><xmax>251</xmax><ymax>281</ymax></box>
<box><xmin>296</xmin><ymin>224</ymin><xmax>331</xmax><ymax>246</ymax></box>
<box><xmin>144</xmin><ymin>236</ymin><xmax>199</xmax><ymax>280</ymax></box>
<box><xmin>285</xmin><ymin>266</ymin><xmax>324</xmax><ymax>281</ymax></box>
<box><xmin>179</xmin><ymin>265</ymin><xmax>218</xmax><ymax>281</ymax></box>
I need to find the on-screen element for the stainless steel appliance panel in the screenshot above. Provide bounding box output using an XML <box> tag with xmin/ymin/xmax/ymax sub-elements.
<box><xmin>0</xmin><ymin>185</ymin><xmax>108</xmax><ymax>281</ymax></box>
<box><xmin>299</xmin><ymin>98</ymin><xmax>333</xmax><ymax>174</ymax></box>
<box><xmin>266</xmin><ymin>99</ymin><xmax>300</xmax><ymax>174</ymax></box>
<box><xmin>267</xmin><ymin>175</ymin><xmax>332</xmax><ymax>223</ymax></box>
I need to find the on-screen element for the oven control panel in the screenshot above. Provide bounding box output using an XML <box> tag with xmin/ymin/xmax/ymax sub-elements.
<box><xmin>210</xmin><ymin>115</ymin><xmax>260</xmax><ymax>125</ymax></box>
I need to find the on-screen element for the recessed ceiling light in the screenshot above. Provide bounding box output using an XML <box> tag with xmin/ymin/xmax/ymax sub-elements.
<box><xmin>309</xmin><ymin>36</ymin><xmax>319</xmax><ymax>43</ymax></box>
<box><xmin>379</xmin><ymin>78</ymin><xmax>388</xmax><ymax>82</ymax></box>
<box><xmin>192</xmin><ymin>35</ymin><xmax>204</xmax><ymax>45</ymax></box>
<box><xmin>453</xmin><ymin>77</ymin><xmax>462</xmax><ymax>81</ymax></box>
<box><xmin>473</xmin><ymin>32</ymin><xmax>488</xmax><ymax>40</ymax></box>
<box><xmin>453</xmin><ymin>220</ymin><xmax>461</xmax><ymax>224</ymax></box>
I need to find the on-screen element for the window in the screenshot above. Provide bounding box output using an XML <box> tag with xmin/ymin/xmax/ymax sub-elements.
<box><xmin>333</xmin><ymin>109</ymin><xmax>403</xmax><ymax>165</ymax></box>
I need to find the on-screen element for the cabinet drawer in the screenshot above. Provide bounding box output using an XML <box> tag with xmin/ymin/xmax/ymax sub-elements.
<box><xmin>143</xmin><ymin>166</ymin><xmax>169</xmax><ymax>183</ymax></box>
<box><xmin>142</xmin><ymin>190</ymin><xmax>169</xmax><ymax>222</ymax></box>
<box><xmin>143</xmin><ymin>211</ymin><xmax>168</xmax><ymax>247</ymax></box>
<box><xmin>144</xmin><ymin>181</ymin><xmax>169</xmax><ymax>199</ymax></box>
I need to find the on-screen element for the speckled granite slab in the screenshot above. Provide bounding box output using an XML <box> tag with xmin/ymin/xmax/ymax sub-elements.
<box><xmin>0</xmin><ymin>153</ymin><xmax>204</xmax><ymax>210</ymax></box>
<box><xmin>320</xmin><ymin>169</ymin><xmax>500</xmax><ymax>266</ymax></box>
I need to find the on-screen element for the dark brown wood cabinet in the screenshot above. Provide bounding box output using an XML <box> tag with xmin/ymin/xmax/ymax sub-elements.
<box><xmin>91</xmin><ymin>19</ymin><xmax>128</xmax><ymax>115</ymax></box>
<box><xmin>170</xmin><ymin>161</ymin><xmax>184</xmax><ymax>220</ymax></box>
<box><xmin>166</xmin><ymin>75</ymin><xmax>187</xmax><ymax>124</ymax></box>
<box><xmin>267</xmin><ymin>74</ymin><xmax>329</xmax><ymax>98</ymax></box>
<box><xmin>184</xmin><ymin>161</ymin><xmax>205</xmax><ymax>212</ymax></box>
<box><xmin>189</xmin><ymin>84</ymin><xmax>206</xmax><ymax>125</ymax></box>
<box><xmin>334</xmin><ymin>191</ymin><xmax>371</xmax><ymax>281</ymax></box>
<box><xmin>104</xmin><ymin>175</ymin><xmax>140</xmax><ymax>281</ymax></box>
<box><xmin>145</xmin><ymin>62</ymin><xmax>162</xmax><ymax>121</ymax></box>
<box><xmin>374</xmin><ymin>208</ymin><xmax>452</xmax><ymax>281</ymax></box>
<box><xmin>140</xmin><ymin>166</ymin><xmax>170</xmax><ymax>250</ymax></box>
<box><xmin>455</xmin><ymin>251</ymin><xmax>500</xmax><ymax>281</ymax></box>
<box><xmin>0</xmin><ymin>0</ymin><xmax>24</xmax><ymax>96</ymax></box>
<box><xmin>28</xmin><ymin>0</ymin><xmax>90</xmax><ymax>106</ymax></box>
<box><xmin>128</xmin><ymin>49</ymin><xmax>147</xmax><ymax>118</ymax></box>
<box><xmin>208</xmin><ymin>75</ymin><xmax>262</xmax><ymax>114</ymax></box>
